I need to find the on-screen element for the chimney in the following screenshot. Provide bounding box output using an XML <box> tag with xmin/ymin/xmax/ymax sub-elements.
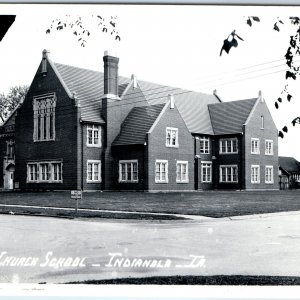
<box><xmin>169</xmin><ymin>94</ymin><xmax>174</xmax><ymax>109</ymax></box>
<box><xmin>41</xmin><ymin>49</ymin><xmax>50</xmax><ymax>75</ymax></box>
<box><xmin>258</xmin><ymin>90</ymin><xmax>264</xmax><ymax>102</ymax></box>
<box><xmin>131</xmin><ymin>74</ymin><xmax>137</xmax><ymax>89</ymax></box>
<box><xmin>103</xmin><ymin>50</ymin><xmax>119</xmax><ymax>98</ymax></box>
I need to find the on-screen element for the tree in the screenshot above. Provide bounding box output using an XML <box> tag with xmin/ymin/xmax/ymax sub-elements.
<box><xmin>220</xmin><ymin>16</ymin><xmax>300</xmax><ymax>138</ymax></box>
<box><xmin>46</xmin><ymin>15</ymin><xmax>121</xmax><ymax>47</ymax></box>
<box><xmin>0</xmin><ymin>85</ymin><xmax>28</xmax><ymax>124</ymax></box>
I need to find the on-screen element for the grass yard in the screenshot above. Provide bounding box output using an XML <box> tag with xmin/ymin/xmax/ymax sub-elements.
<box><xmin>0</xmin><ymin>190</ymin><xmax>300</xmax><ymax>218</ymax></box>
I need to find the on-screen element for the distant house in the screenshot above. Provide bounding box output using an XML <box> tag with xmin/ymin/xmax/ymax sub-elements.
<box><xmin>0</xmin><ymin>50</ymin><xmax>279</xmax><ymax>191</ymax></box>
<box><xmin>279</xmin><ymin>156</ymin><xmax>300</xmax><ymax>189</ymax></box>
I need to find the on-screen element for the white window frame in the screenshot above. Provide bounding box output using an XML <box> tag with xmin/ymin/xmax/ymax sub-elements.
<box><xmin>251</xmin><ymin>165</ymin><xmax>260</xmax><ymax>184</ymax></box>
<box><xmin>265</xmin><ymin>165</ymin><xmax>274</xmax><ymax>184</ymax></box>
<box><xmin>251</xmin><ymin>138</ymin><xmax>260</xmax><ymax>154</ymax></box>
<box><xmin>155</xmin><ymin>160</ymin><xmax>169</xmax><ymax>183</ymax></box>
<box><xmin>27</xmin><ymin>161</ymin><xmax>63</xmax><ymax>183</ymax></box>
<box><xmin>219</xmin><ymin>165</ymin><xmax>238</xmax><ymax>183</ymax></box>
<box><xmin>265</xmin><ymin>139</ymin><xmax>274</xmax><ymax>155</ymax></box>
<box><xmin>176</xmin><ymin>161</ymin><xmax>189</xmax><ymax>183</ymax></box>
<box><xmin>33</xmin><ymin>93</ymin><xmax>56</xmax><ymax>142</ymax></box>
<box><xmin>166</xmin><ymin>127</ymin><xmax>179</xmax><ymax>148</ymax></box>
<box><xmin>219</xmin><ymin>138</ymin><xmax>238</xmax><ymax>154</ymax></box>
<box><xmin>118</xmin><ymin>160</ymin><xmax>139</xmax><ymax>183</ymax></box>
<box><xmin>200</xmin><ymin>137</ymin><xmax>210</xmax><ymax>154</ymax></box>
<box><xmin>201</xmin><ymin>161</ymin><xmax>212</xmax><ymax>183</ymax></box>
<box><xmin>87</xmin><ymin>160</ymin><xmax>102</xmax><ymax>183</ymax></box>
<box><xmin>87</xmin><ymin>125</ymin><xmax>102</xmax><ymax>147</ymax></box>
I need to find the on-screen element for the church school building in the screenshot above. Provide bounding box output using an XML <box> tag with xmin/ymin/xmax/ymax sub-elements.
<box><xmin>0</xmin><ymin>50</ymin><xmax>279</xmax><ymax>191</ymax></box>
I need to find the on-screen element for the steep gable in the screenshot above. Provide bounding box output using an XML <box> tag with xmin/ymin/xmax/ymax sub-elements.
<box><xmin>208</xmin><ymin>98</ymin><xmax>257</xmax><ymax>135</ymax></box>
<box><xmin>112</xmin><ymin>103</ymin><xmax>166</xmax><ymax>146</ymax></box>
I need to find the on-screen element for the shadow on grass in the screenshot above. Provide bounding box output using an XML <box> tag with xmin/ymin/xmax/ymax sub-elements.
<box><xmin>67</xmin><ymin>275</ymin><xmax>300</xmax><ymax>285</ymax></box>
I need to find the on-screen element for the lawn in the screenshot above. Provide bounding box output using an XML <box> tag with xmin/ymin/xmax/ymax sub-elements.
<box><xmin>1</xmin><ymin>190</ymin><xmax>300</xmax><ymax>218</ymax></box>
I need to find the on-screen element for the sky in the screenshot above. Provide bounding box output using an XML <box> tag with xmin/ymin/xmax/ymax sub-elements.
<box><xmin>1</xmin><ymin>4</ymin><xmax>300</xmax><ymax>159</ymax></box>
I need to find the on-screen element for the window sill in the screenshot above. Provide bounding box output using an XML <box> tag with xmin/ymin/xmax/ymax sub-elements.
<box><xmin>219</xmin><ymin>152</ymin><xmax>239</xmax><ymax>155</ymax></box>
<box><xmin>219</xmin><ymin>181</ymin><xmax>238</xmax><ymax>183</ymax></box>
<box><xmin>251</xmin><ymin>152</ymin><xmax>260</xmax><ymax>155</ymax></box>
<box><xmin>86</xmin><ymin>144</ymin><xmax>102</xmax><ymax>148</ymax></box>
<box><xmin>34</xmin><ymin>139</ymin><xmax>56</xmax><ymax>143</ymax></box>
<box><xmin>87</xmin><ymin>181</ymin><xmax>102</xmax><ymax>183</ymax></box>
<box><xmin>118</xmin><ymin>180</ymin><xmax>139</xmax><ymax>183</ymax></box>
<box><xmin>155</xmin><ymin>181</ymin><xmax>169</xmax><ymax>184</ymax></box>
<box><xmin>27</xmin><ymin>181</ymin><xmax>63</xmax><ymax>183</ymax></box>
<box><xmin>176</xmin><ymin>181</ymin><xmax>189</xmax><ymax>184</ymax></box>
<box><xmin>251</xmin><ymin>182</ymin><xmax>261</xmax><ymax>184</ymax></box>
<box><xmin>265</xmin><ymin>153</ymin><xmax>274</xmax><ymax>156</ymax></box>
<box><xmin>165</xmin><ymin>144</ymin><xmax>179</xmax><ymax>148</ymax></box>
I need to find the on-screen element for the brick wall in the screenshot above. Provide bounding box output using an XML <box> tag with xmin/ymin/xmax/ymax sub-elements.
<box><xmin>81</xmin><ymin>123</ymin><xmax>104</xmax><ymax>191</ymax></box>
<box><xmin>14</xmin><ymin>59</ymin><xmax>79</xmax><ymax>190</ymax></box>
<box><xmin>194</xmin><ymin>135</ymin><xmax>213</xmax><ymax>190</ymax></box>
<box><xmin>244</xmin><ymin>99</ymin><xmax>279</xmax><ymax>190</ymax></box>
<box><xmin>111</xmin><ymin>145</ymin><xmax>146</xmax><ymax>190</ymax></box>
<box><xmin>213</xmin><ymin>135</ymin><xmax>242</xmax><ymax>190</ymax></box>
<box><xmin>102</xmin><ymin>83</ymin><xmax>148</xmax><ymax>190</ymax></box>
<box><xmin>147</xmin><ymin>102</ymin><xmax>194</xmax><ymax>191</ymax></box>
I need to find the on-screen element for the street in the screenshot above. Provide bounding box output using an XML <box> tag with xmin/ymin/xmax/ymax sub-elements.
<box><xmin>0</xmin><ymin>213</ymin><xmax>300</xmax><ymax>283</ymax></box>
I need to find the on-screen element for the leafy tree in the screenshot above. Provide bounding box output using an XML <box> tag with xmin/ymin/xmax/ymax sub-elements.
<box><xmin>0</xmin><ymin>85</ymin><xmax>28</xmax><ymax>124</ymax></box>
<box><xmin>220</xmin><ymin>16</ymin><xmax>300</xmax><ymax>138</ymax></box>
<box><xmin>46</xmin><ymin>15</ymin><xmax>121</xmax><ymax>47</ymax></box>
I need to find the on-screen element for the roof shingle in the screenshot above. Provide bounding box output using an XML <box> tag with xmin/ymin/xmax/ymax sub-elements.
<box><xmin>112</xmin><ymin>103</ymin><xmax>166</xmax><ymax>146</ymax></box>
<box><xmin>53</xmin><ymin>62</ymin><xmax>220</xmax><ymax>133</ymax></box>
<box><xmin>208</xmin><ymin>98</ymin><xmax>257</xmax><ymax>135</ymax></box>
<box><xmin>279</xmin><ymin>156</ymin><xmax>300</xmax><ymax>174</ymax></box>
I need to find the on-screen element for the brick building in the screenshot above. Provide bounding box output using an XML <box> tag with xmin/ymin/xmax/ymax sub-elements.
<box><xmin>0</xmin><ymin>50</ymin><xmax>279</xmax><ymax>191</ymax></box>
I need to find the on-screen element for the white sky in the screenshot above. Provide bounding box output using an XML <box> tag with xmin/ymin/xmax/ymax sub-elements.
<box><xmin>1</xmin><ymin>4</ymin><xmax>300</xmax><ymax>160</ymax></box>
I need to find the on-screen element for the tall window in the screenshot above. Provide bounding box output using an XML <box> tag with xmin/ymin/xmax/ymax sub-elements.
<box><xmin>265</xmin><ymin>166</ymin><xmax>274</xmax><ymax>184</ymax></box>
<box><xmin>155</xmin><ymin>160</ymin><xmax>168</xmax><ymax>183</ymax></box>
<box><xmin>251</xmin><ymin>138</ymin><xmax>260</xmax><ymax>154</ymax></box>
<box><xmin>87</xmin><ymin>125</ymin><xmax>101</xmax><ymax>147</ymax></box>
<box><xmin>261</xmin><ymin>116</ymin><xmax>264</xmax><ymax>129</ymax></box>
<box><xmin>6</xmin><ymin>140</ymin><xmax>15</xmax><ymax>159</ymax></box>
<box><xmin>220</xmin><ymin>165</ymin><xmax>238</xmax><ymax>183</ymax></box>
<box><xmin>33</xmin><ymin>94</ymin><xmax>56</xmax><ymax>141</ymax></box>
<box><xmin>251</xmin><ymin>165</ymin><xmax>260</xmax><ymax>183</ymax></box>
<box><xmin>87</xmin><ymin>160</ymin><xmax>101</xmax><ymax>183</ymax></box>
<box><xmin>265</xmin><ymin>140</ymin><xmax>273</xmax><ymax>155</ymax></box>
<box><xmin>176</xmin><ymin>161</ymin><xmax>189</xmax><ymax>183</ymax></box>
<box><xmin>27</xmin><ymin>161</ymin><xmax>62</xmax><ymax>183</ymax></box>
<box><xmin>201</xmin><ymin>162</ymin><xmax>212</xmax><ymax>183</ymax></box>
<box><xmin>119</xmin><ymin>160</ymin><xmax>138</xmax><ymax>183</ymax></box>
<box><xmin>200</xmin><ymin>137</ymin><xmax>210</xmax><ymax>154</ymax></box>
<box><xmin>166</xmin><ymin>127</ymin><xmax>178</xmax><ymax>147</ymax></box>
<box><xmin>219</xmin><ymin>139</ymin><xmax>238</xmax><ymax>154</ymax></box>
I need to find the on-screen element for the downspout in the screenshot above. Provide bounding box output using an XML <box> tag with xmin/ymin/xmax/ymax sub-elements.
<box><xmin>81</xmin><ymin>122</ymin><xmax>84</xmax><ymax>191</ymax></box>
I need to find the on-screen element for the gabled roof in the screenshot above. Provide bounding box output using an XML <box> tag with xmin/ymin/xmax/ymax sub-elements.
<box><xmin>208</xmin><ymin>98</ymin><xmax>257</xmax><ymax>135</ymax></box>
<box><xmin>112</xmin><ymin>103</ymin><xmax>166</xmax><ymax>146</ymax></box>
<box><xmin>54</xmin><ymin>63</ymin><xmax>130</xmax><ymax>124</ymax></box>
<box><xmin>279</xmin><ymin>156</ymin><xmax>300</xmax><ymax>174</ymax></box>
<box><xmin>52</xmin><ymin>62</ymin><xmax>220</xmax><ymax>133</ymax></box>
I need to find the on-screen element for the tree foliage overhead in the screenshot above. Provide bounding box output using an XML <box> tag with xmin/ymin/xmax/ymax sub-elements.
<box><xmin>46</xmin><ymin>15</ymin><xmax>121</xmax><ymax>47</ymax></box>
<box><xmin>220</xmin><ymin>15</ymin><xmax>300</xmax><ymax>138</ymax></box>
<box><xmin>0</xmin><ymin>85</ymin><xmax>28</xmax><ymax>124</ymax></box>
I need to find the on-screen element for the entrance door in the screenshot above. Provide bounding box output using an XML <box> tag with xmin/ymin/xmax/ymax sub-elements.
<box><xmin>8</xmin><ymin>171</ymin><xmax>14</xmax><ymax>190</ymax></box>
<box><xmin>4</xmin><ymin>164</ymin><xmax>15</xmax><ymax>190</ymax></box>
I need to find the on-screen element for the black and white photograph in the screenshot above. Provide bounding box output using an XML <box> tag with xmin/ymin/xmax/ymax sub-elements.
<box><xmin>1</xmin><ymin>1</ymin><xmax>300</xmax><ymax>296</ymax></box>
